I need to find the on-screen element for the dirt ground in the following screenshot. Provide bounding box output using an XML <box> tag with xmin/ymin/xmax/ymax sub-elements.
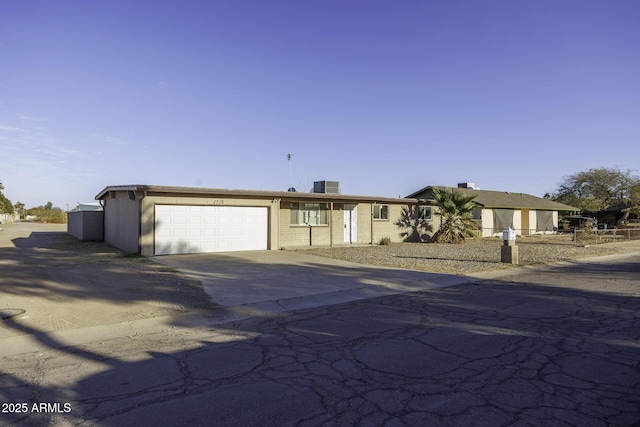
<box><xmin>303</xmin><ymin>234</ymin><xmax>640</xmax><ymax>274</ymax></box>
<box><xmin>0</xmin><ymin>222</ymin><xmax>212</xmax><ymax>340</ymax></box>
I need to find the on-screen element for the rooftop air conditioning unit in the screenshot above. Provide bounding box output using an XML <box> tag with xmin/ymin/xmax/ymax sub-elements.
<box><xmin>458</xmin><ymin>182</ymin><xmax>479</xmax><ymax>190</ymax></box>
<box><xmin>313</xmin><ymin>181</ymin><xmax>340</xmax><ymax>194</ymax></box>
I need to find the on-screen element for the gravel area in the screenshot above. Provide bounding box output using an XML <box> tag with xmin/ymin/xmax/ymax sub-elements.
<box><xmin>300</xmin><ymin>235</ymin><xmax>640</xmax><ymax>274</ymax></box>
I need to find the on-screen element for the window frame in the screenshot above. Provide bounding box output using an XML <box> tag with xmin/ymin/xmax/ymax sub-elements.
<box><xmin>289</xmin><ymin>202</ymin><xmax>329</xmax><ymax>226</ymax></box>
<box><xmin>418</xmin><ymin>206</ymin><xmax>432</xmax><ymax>221</ymax></box>
<box><xmin>372</xmin><ymin>204</ymin><xmax>389</xmax><ymax>221</ymax></box>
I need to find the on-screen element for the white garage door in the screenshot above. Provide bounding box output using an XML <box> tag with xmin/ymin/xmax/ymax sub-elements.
<box><xmin>155</xmin><ymin>205</ymin><xmax>268</xmax><ymax>255</ymax></box>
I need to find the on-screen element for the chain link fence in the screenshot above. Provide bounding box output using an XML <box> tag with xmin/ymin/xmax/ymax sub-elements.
<box><xmin>572</xmin><ymin>227</ymin><xmax>640</xmax><ymax>245</ymax></box>
<box><xmin>476</xmin><ymin>227</ymin><xmax>640</xmax><ymax>246</ymax></box>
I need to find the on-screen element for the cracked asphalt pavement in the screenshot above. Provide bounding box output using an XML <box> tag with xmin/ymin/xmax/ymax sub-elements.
<box><xmin>0</xmin><ymin>256</ymin><xmax>640</xmax><ymax>426</ymax></box>
<box><xmin>2</xmin><ymin>249</ymin><xmax>639</xmax><ymax>426</ymax></box>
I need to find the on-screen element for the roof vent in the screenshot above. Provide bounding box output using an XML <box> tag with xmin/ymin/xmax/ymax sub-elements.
<box><xmin>313</xmin><ymin>181</ymin><xmax>340</xmax><ymax>194</ymax></box>
<box><xmin>458</xmin><ymin>182</ymin><xmax>479</xmax><ymax>190</ymax></box>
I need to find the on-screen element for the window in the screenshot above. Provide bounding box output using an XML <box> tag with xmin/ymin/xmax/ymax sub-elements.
<box><xmin>290</xmin><ymin>202</ymin><xmax>329</xmax><ymax>225</ymax></box>
<box><xmin>373</xmin><ymin>204</ymin><xmax>389</xmax><ymax>220</ymax></box>
<box><xmin>419</xmin><ymin>206</ymin><xmax>432</xmax><ymax>221</ymax></box>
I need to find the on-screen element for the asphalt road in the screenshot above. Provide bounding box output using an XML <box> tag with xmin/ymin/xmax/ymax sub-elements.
<box><xmin>1</xmin><ymin>248</ymin><xmax>639</xmax><ymax>426</ymax></box>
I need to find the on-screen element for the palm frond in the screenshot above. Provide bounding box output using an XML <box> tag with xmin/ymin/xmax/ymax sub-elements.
<box><xmin>431</xmin><ymin>188</ymin><xmax>478</xmax><ymax>243</ymax></box>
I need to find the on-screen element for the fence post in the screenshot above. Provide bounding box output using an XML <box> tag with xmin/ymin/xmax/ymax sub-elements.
<box><xmin>573</xmin><ymin>229</ymin><xmax>577</xmax><ymax>245</ymax></box>
<box><xmin>629</xmin><ymin>229</ymin><xmax>631</xmax><ymax>241</ymax></box>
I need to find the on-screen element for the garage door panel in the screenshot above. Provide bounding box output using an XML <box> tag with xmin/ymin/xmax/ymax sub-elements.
<box><xmin>156</xmin><ymin>205</ymin><xmax>172</xmax><ymax>214</ymax></box>
<box><xmin>172</xmin><ymin>228</ymin><xmax>187</xmax><ymax>237</ymax></box>
<box><xmin>155</xmin><ymin>205</ymin><xmax>268</xmax><ymax>255</ymax></box>
<box><xmin>172</xmin><ymin>206</ymin><xmax>188</xmax><ymax>213</ymax></box>
<box><xmin>173</xmin><ymin>216</ymin><xmax>188</xmax><ymax>225</ymax></box>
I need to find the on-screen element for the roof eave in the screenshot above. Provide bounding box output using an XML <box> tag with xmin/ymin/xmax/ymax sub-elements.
<box><xmin>95</xmin><ymin>184</ymin><xmax>427</xmax><ymax>205</ymax></box>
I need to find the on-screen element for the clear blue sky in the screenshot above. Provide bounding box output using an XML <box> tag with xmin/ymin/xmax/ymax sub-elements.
<box><xmin>1</xmin><ymin>1</ymin><xmax>639</xmax><ymax>209</ymax></box>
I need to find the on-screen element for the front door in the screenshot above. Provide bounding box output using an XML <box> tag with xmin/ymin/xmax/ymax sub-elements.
<box><xmin>344</xmin><ymin>205</ymin><xmax>357</xmax><ymax>243</ymax></box>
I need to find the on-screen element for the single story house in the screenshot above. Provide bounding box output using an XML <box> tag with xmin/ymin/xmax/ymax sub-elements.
<box><xmin>94</xmin><ymin>183</ymin><xmax>433</xmax><ymax>256</ymax></box>
<box><xmin>407</xmin><ymin>183</ymin><xmax>579</xmax><ymax>237</ymax></box>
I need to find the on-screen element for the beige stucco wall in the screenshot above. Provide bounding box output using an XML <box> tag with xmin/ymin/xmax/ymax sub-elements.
<box><xmin>372</xmin><ymin>204</ymin><xmax>402</xmax><ymax>243</ymax></box>
<box><xmin>139</xmin><ymin>195</ymin><xmax>280</xmax><ymax>256</ymax></box>
<box><xmin>481</xmin><ymin>208</ymin><xmax>560</xmax><ymax>237</ymax></box>
<box><xmin>480</xmin><ymin>209</ymin><xmax>493</xmax><ymax>237</ymax></box>
<box><xmin>279</xmin><ymin>200</ymin><xmax>334</xmax><ymax>248</ymax></box>
<box><xmin>279</xmin><ymin>201</ymin><xmax>427</xmax><ymax>248</ymax></box>
<box><xmin>103</xmin><ymin>191</ymin><xmax>141</xmax><ymax>253</ymax></box>
<box><xmin>513</xmin><ymin>210</ymin><xmax>522</xmax><ymax>235</ymax></box>
<box><xmin>373</xmin><ymin>204</ymin><xmax>440</xmax><ymax>243</ymax></box>
<box><xmin>103</xmin><ymin>190</ymin><xmax>430</xmax><ymax>254</ymax></box>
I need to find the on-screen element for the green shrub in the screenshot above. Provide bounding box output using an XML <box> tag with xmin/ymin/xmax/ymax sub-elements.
<box><xmin>379</xmin><ymin>237</ymin><xmax>391</xmax><ymax>246</ymax></box>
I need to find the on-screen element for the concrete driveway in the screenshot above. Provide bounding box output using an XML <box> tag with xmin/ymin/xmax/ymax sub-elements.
<box><xmin>153</xmin><ymin>250</ymin><xmax>474</xmax><ymax>313</ymax></box>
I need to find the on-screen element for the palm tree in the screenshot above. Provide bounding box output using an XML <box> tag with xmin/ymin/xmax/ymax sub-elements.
<box><xmin>431</xmin><ymin>187</ymin><xmax>478</xmax><ymax>243</ymax></box>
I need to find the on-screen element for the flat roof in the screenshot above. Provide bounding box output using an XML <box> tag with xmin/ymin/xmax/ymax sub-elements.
<box><xmin>96</xmin><ymin>184</ymin><xmax>426</xmax><ymax>205</ymax></box>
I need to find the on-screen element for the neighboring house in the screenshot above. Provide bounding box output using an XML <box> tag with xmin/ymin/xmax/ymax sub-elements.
<box><xmin>93</xmin><ymin>183</ymin><xmax>432</xmax><ymax>256</ymax></box>
<box><xmin>595</xmin><ymin>205</ymin><xmax>638</xmax><ymax>226</ymax></box>
<box><xmin>407</xmin><ymin>183</ymin><xmax>579</xmax><ymax>237</ymax></box>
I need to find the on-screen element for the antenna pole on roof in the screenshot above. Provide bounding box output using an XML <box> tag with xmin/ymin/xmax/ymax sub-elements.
<box><xmin>287</xmin><ymin>154</ymin><xmax>294</xmax><ymax>192</ymax></box>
